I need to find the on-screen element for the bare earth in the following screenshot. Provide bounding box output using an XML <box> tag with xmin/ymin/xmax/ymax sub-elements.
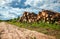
<box><xmin>0</xmin><ymin>22</ymin><xmax>56</xmax><ymax>39</ymax></box>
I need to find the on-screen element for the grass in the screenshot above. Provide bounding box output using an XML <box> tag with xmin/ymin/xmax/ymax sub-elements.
<box><xmin>8</xmin><ymin>21</ymin><xmax>60</xmax><ymax>30</ymax></box>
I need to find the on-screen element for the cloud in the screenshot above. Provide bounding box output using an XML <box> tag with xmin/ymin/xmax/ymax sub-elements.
<box><xmin>0</xmin><ymin>0</ymin><xmax>60</xmax><ymax>20</ymax></box>
<box><xmin>25</xmin><ymin>0</ymin><xmax>60</xmax><ymax>12</ymax></box>
<box><xmin>0</xmin><ymin>6</ymin><xmax>39</xmax><ymax>20</ymax></box>
<box><xmin>0</xmin><ymin>7</ymin><xmax>19</xmax><ymax>20</ymax></box>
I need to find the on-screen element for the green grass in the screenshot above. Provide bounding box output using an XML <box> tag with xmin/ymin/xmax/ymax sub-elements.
<box><xmin>8</xmin><ymin>21</ymin><xmax>60</xmax><ymax>31</ymax></box>
<box><xmin>8</xmin><ymin>21</ymin><xmax>60</xmax><ymax>30</ymax></box>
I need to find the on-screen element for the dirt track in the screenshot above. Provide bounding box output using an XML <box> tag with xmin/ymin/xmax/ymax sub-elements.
<box><xmin>0</xmin><ymin>22</ymin><xmax>56</xmax><ymax>39</ymax></box>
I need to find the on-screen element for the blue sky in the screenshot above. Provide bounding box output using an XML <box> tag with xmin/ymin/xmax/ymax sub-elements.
<box><xmin>0</xmin><ymin>0</ymin><xmax>60</xmax><ymax>20</ymax></box>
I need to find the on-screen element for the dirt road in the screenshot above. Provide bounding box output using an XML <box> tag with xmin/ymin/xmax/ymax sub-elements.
<box><xmin>0</xmin><ymin>22</ymin><xmax>56</xmax><ymax>39</ymax></box>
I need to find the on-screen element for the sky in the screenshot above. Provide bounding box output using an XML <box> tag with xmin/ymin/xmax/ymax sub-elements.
<box><xmin>0</xmin><ymin>0</ymin><xmax>60</xmax><ymax>20</ymax></box>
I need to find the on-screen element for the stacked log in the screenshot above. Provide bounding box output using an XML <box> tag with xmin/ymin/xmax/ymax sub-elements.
<box><xmin>19</xmin><ymin>12</ymin><xmax>37</xmax><ymax>23</ymax></box>
<box><xmin>37</xmin><ymin>10</ymin><xmax>60</xmax><ymax>24</ymax></box>
<box><xmin>19</xmin><ymin>10</ymin><xmax>60</xmax><ymax>24</ymax></box>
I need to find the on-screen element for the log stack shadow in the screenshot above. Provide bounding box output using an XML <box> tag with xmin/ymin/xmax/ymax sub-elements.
<box><xmin>19</xmin><ymin>10</ymin><xmax>60</xmax><ymax>24</ymax></box>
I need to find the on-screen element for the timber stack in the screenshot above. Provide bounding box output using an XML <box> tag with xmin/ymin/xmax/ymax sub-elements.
<box><xmin>18</xmin><ymin>10</ymin><xmax>60</xmax><ymax>24</ymax></box>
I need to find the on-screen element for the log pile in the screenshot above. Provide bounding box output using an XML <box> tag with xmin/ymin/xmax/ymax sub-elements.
<box><xmin>19</xmin><ymin>10</ymin><xmax>60</xmax><ymax>24</ymax></box>
<box><xmin>19</xmin><ymin>12</ymin><xmax>37</xmax><ymax>23</ymax></box>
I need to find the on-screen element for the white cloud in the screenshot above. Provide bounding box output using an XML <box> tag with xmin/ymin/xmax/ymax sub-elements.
<box><xmin>25</xmin><ymin>0</ymin><xmax>42</xmax><ymax>7</ymax></box>
<box><xmin>0</xmin><ymin>0</ymin><xmax>21</xmax><ymax>7</ymax></box>
<box><xmin>0</xmin><ymin>6</ymin><xmax>39</xmax><ymax>20</ymax></box>
<box><xmin>0</xmin><ymin>0</ymin><xmax>60</xmax><ymax>20</ymax></box>
<box><xmin>25</xmin><ymin>0</ymin><xmax>60</xmax><ymax>12</ymax></box>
